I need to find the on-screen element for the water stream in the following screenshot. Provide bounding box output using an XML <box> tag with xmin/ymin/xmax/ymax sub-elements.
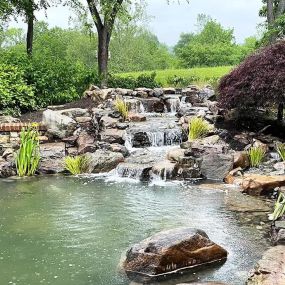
<box><xmin>0</xmin><ymin>176</ymin><xmax>269</xmax><ymax>285</ymax></box>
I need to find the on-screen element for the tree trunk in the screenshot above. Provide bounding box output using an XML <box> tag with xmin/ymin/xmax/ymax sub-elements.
<box><xmin>26</xmin><ymin>12</ymin><xmax>34</xmax><ymax>56</ymax></box>
<box><xmin>278</xmin><ymin>103</ymin><xmax>284</xmax><ymax>122</ymax></box>
<box><xmin>97</xmin><ymin>27</ymin><xmax>110</xmax><ymax>87</ymax></box>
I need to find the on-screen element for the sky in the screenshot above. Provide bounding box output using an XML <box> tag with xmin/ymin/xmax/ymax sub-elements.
<box><xmin>11</xmin><ymin>0</ymin><xmax>263</xmax><ymax>46</ymax></box>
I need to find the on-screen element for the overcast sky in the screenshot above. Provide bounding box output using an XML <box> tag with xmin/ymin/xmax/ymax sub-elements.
<box><xmin>12</xmin><ymin>0</ymin><xmax>263</xmax><ymax>46</ymax></box>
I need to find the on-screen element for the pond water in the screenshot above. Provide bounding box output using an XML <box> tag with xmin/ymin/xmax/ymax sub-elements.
<box><xmin>0</xmin><ymin>176</ymin><xmax>269</xmax><ymax>285</ymax></box>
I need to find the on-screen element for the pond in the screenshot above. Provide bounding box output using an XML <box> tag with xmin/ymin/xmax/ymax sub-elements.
<box><xmin>0</xmin><ymin>176</ymin><xmax>268</xmax><ymax>285</ymax></box>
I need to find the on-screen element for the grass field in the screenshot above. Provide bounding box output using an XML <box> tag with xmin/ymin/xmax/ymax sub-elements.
<box><xmin>118</xmin><ymin>66</ymin><xmax>233</xmax><ymax>87</ymax></box>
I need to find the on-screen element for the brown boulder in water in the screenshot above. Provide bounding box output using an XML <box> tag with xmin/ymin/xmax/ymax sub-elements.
<box><xmin>123</xmin><ymin>228</ymin><xmax>228</xmax><ymax>282</ymax></box>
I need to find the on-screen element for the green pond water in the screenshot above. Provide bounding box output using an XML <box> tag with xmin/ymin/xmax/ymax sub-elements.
<box><xmin>0</xmin><ymin>176</ymin><xmax>269</xmax><ymax>285</ymax></box>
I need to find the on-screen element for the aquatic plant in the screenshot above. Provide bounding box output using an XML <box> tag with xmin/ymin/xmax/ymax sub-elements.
<box><xmin>64</xmin><ymin>155</ymin><xmax>91</xmax><ymax>175</ymax></box>
<box><xmin>15</xmin><ymin>126</ymin><xmax>40</xmax><ymax>177</ymax></box>
<box><xmin>269</xmin><ymin>193</ymin><xmax>285</xmax><ymax>221</ymax></box>
<box><xmin>247</xmin><ymin>146</ymin><xmax>266</xmax><ymax>168</ymax></box>
<box><xmin>188</xmin><ymin>117</ymin><xmax>211</xmax><ymax>141</ymax></box>
<box><xmin>114</xmin><ymin>96</ymin><xmax>128</xmax><ymax>121</ymax></box>
<box><xmin>276</xmin><ymin>143</ymin><xmax>285</xmax><ymax>161</ymax></box>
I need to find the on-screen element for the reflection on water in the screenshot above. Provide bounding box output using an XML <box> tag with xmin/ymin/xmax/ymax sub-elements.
<box><xmin>0</xmin><ymin>176</ymin><xmax>269</xmax><ymax>285</ymax></box>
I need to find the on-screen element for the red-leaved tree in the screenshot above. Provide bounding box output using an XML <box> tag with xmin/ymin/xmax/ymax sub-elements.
<box><xmin>218</xmin><ymin>41</ymin><xmax>285</xmax><ymax>121</ymax></box>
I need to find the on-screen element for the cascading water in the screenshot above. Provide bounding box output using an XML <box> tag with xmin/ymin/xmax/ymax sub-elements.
<box><xmin>167</xmin><ymin>98</ymin><xmax>181</xmax><ymax>113</ymax></box>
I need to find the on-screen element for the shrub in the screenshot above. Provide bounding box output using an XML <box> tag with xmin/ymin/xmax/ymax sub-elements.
<box><xmin>247</xmin><ymin>146</ymin><xmax>266</xmax><ymax>168</ymax></box>
<box><xmin>64</xmin><ymin>155</ymin><xmax>91</xmax><ymax>175</ymax></box>
<box><xmin>218</xmin><ymin>41</ymin><xmax>285</xmax><ymax>120</ymax></box>
<box><xmin>114</xmin><ymin>97</ymin><xmax>129</xmax><ymax>121</ymax></box>
<box><xmin>276</xmin><ymin>143</ymin><xmax>285</xmax><ymax>161</ymax></box>
<box><xmin>188</xmin><ymin>117</ymin><xmax>211</xmax><ymax>141</ymax></box>
<box><xmin>15</xmin><ymin>126</ymin><xmax>40</xmax><ymax>177</ymax></box>
<box><xmin>136</xmin><ymin>72</ymin><xmax>160</xmax><ymax>88</ymax></box>
<box><xmin>0</xmin><ymin>63</ymin><xmax>36</xmax><ymax>116</ymax></box>
<box><xmin>269</xmin><ymin>193</ymin><xmax>285</xmax><ymax>221</ymax></box>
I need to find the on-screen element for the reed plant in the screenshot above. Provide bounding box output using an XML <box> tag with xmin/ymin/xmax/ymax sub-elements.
<box><xmin>15</xmin><ymin>126</ymin><xmax>40</xmax><ymax>177</ymax></box>
<box><xmin>188</xmin><ymin>116</ymin><xmax>211</xmax><ymax>141</ymax></box>
<box><xmin>276</xmin><ymin>143</ymin><xmax>285</xmax><ymax>161</ymax></box>
<box><xmin>247</xmin><ymin>146</ymin><xmax>266</xmax><ymax>168</ymax></box>
<box><xmin>269</xmin><ymin>193</ymin><xmax>285</xmax><ymax>221</ymax></box>
<box><xmin>64</xmin><ymin>155</ymin><xmax>91</xmax><ymax>175</ymax></box>
<box><xmin>114</xmin><ymin>96</ymin><xmax>128</xmax><ymax>121</ymax></box>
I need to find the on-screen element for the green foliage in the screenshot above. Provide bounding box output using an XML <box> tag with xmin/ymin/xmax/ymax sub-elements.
<box><xmin>64</xmin><ymin>155</ymin><xmax>91</xmax><ymax>175</ymax></box>
<box><xmin>247</xmin><ymin>147</ymin><xmax>266</xmax><ymax>168</ymax></box>
<box><xmin>269</xmin><ymin>193</ymin><xmax>285</xmax><ymax>221</ymax></box>
<box><xmin>119</xmin><ymin>66</ymin><xmax>231</xmax><ymax>87</ymax></box>
<box><xmin>15</xmin><ymin>126</ymin><xmax>40</xmax><ymax>177</ymax></box>
<box><xmin>0</xmin><ymin>63</ymin><xmax>35</xmax><ymax>116</ymax></box>
<box><xmin>188</xmin><ymin>117</ymin><xmax>211</xmax><ymax>141</ymax></box>
<box><xmin>174</xmin><ymin>15</ymin><xmax>257</xmax><ymax>68</ymax></box>
<box><xmin>276</xmin><ymin>143</ymin><xmax>285</xmax><ymax>161</ymax></box>
<box><xmin>114</xmin><ymin>96</ymin><xmax>129</xmax><ymax>121</ymax></box>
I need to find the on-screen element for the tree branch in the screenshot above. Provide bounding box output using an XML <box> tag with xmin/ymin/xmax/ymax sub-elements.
<box><xmin>86</xmin><ymin>0</ymin><xmax>103</xmax><ymax>30</ymax></box>
<box><xmin>105</xmin><ymin>0</ymin><xmax>123</xmax><ymax>32</ymax></box>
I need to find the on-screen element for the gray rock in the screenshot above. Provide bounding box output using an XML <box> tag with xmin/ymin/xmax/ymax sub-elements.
<box><xmin>89</xmin><ymin>150</ymin><xmax>124</xmax><ymax>173</ymax></box>
<box><xmin>201</xmin><ymin>152</ymin><xmax>233</xmax><ymax>180</ymax></box>
<box><xmin>43</xmin><ymin>109</ymin><xmax>77</xmax><ymax>139</ymax></box>
<box><xmin>0</xmin><ymin>159</ymin><xmax>15</xmax><ymax>178</ymax></box>
<box><xmin>59</xmin><ymin>108</ymin><xmax>89</xmax><ymax>118</ymax></box>
<box><xmin>152</xmin><ymin>160</ymin><xmax>178</xmax><ymax>179</ymax></box>
<box><xmin>100</xmin><ymin>128</ymin><xmax>125</xmax><ymax>144</ymax></box>
<box><xmin>76</xmin><ymin>132</ymin><xmax>96</xmax><ymax>155</ymax></box>
<box><xmin>0</xmin><ymin>116</ymin><xmax>20</xmax><ymax>123</ymax></box>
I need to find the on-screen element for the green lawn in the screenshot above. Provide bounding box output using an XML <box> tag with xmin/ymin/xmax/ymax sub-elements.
<box><xmin>118</xmin><ymin>66</ymin><xmax>233</xmax><ymax>87</ymax></box>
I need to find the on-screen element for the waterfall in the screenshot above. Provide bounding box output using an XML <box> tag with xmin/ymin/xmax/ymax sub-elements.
<box><xmin>146</xmin><ymin>131</ymin><xmax>165</xmax><ymax>147</ymax></box>
<box><xmin>167</xmin><ymin>98</ymin><xmax>181</xmax><ymax>113</ymax></box>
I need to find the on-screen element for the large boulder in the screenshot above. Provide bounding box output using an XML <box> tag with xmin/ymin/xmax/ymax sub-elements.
<box><xmin>39</xmin><ymin>142</ymin><xmax>66</xmax><ymax>174</ymax></box>
<box><xmin>42</xmin><ymin>109</ymin><xmax>77</xmax><ymax>139</ymax></box>
<box><xmin>88</xmin><ymin>150</ymin><xmax>124</xmax><ymax>173</ymax></box>
<box><xmin>100</xmin><ymin>128</ymin><xmax>125</xmax><ymax>144</ymax></box>
<box><xmin>152</xmin><ymin>160</ymin><xmax>178</xmax><ymax>180</ymax></box>
<box><xmin>116</xmin><ymin>162</ymin><xmax>152</xmax><ymax>181</ymax></box>
<box><xmin>247</xmin><ymin>246</ymin><xmax>285</xmax><ymax>285</ymax></box>
<box><xmin>0</xmin><ymin>159</ymin><xmax>15</xmax><ymax>178</ymax></box>
<box><xmin>76</xmin><ymin>131</ymin><xmax>96</xmax><ymax>154</ymax></box>
<box><xmin>122</xmin><ymin>228</ymin><xmax>228</xmax><ymax>282</ymax></box>
<box><xmin>201</xmin><ymin>152</ymin><xmax>233</xmax><ymax>181</ymax></box>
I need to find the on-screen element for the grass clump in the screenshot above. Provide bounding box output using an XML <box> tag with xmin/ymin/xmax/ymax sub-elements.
<box><xmin>269</xmin><ymin>193</ymin><xmax>285</xmax><ymax>221</ymax></box>
<box><xmin>247</xmin><ymin>146</ymin><xmax>266</xmax><ymax>168</ymax></box>
<box><xmin>188</xmin><ymin>117</ymin><xmax>211</xmax><ymax>141</ymax></box>
<box><xmin>64</xmin><ymin>155</ymin><xmax>91</xmax><ymax>175</ymax></box>
<box><xmin>114</xmin><ymin>96</ymin><xmax>129</xmax><ymax>121</ymax></box>
<box><xmin>276</xmin><ymin>143</ymin><xmax>285</xmax><ymax>161</ymax></box>
<box><xmin>16</xmin><ymin>126</ymin><xmax>40</xmax><ymax>177</ymax></box>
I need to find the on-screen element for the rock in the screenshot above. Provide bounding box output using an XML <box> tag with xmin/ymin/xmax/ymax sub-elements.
<box><xmin>247</xmin><ymin>246</ymin><xmax>285</xmax><ymax>285</ymax></box>
<box><xmin>97</xmin><ymin>142</ymin><xmax>129</xmax><ymax>157</ymax></box>
<box><xmin>116</xmin><ymin>163</ymin><xmax>152</xmax><ymax>181</ymax></box>
<box><xmin>274</xmin><ymin>162</ymin><xmax>285</xmax><ymax>173</ymax></box>
<box><xmin>225</xmin><ymin>188</ymin><xmax>271</xmax><ymax>213</ymax></box>
<box><xmin>100</xmin><ymin>128</ymin><xmax>125</xmax><ymax>144</ymax></box>
<box><xmin>163</xmin><ymin>87</ymin><xmax>176</xmax><ymax>94</ymax></box>
<box><xmin>242</xmin><ymin>174</ymin><xmax>285</xmax><ymax>196</ymax></box>
<box><xmin>62</xmin><ymin>136</ymin><xmax>78</xmax><ymax>145</ymax></box>
<box><xmin>140</xmin><ymin>98</ymin><xmax>165</xmax><ymax>113</ymax></box>
<box><xmin>86</xmin><ymin>88</ymin><xmax>113</xmax><ymax>104</ymax></box>
<box><xmin>39</xmin><ymin>142</ymin><xmax>66</xmax><ymax>174</ymax></box>
<box><xmin>0</xmin><ymin>116</ymin><xmax>20</xmax><ymax>123</ymax></box>
<box><xmin>199</xmin><ymin>86</ymin><xmax>215</xmax><ymax>101</ymax></box>
<box><xmin>234</xmin><ymin>151</ymin><xmax>250</xmax><ymax>169</ymax></box>
<box><xmin>127</xmin><ymin>113</ymin><xmax>146</xmax><ymax>122</ymax></box>
<box><xmin>100</xmin><ymin>116</ymin><xmax>118</xmax><ymax>129</ymax></box>
<box><xmin>152</xmin><ymin>160</ymin><xmax>178</xmax><ymax>179</ymax></box>
<box><xmin>0</xmin><ymin>135</ymin><xmax>10</xmax><ymax>144</ymax></box>
<box><xmin>115</xmin><ymin>88</ymin><xmax>133</xmax><ymax>96</ymax></box>
<box><xmin>167</xmin><ymin>148</ymin><xmax>186</xmax><ymax>162</ymax></box>
<box><xmin>59</xmin><ymin>108</ymin><xmax>89</xmax><ymax>118</ymax></box>
<box><xmin>42</xmin><ymin>109</ymin><xmax>77</xmax><ymax>139</ymax></box>
<box><xmin>75</xmin><ymin>116</ymin><xmax>92</xmax><ymax>123</ymax></box>
<box><xmin>76</xmin><ymin>131</ymin><xmax>96</xmax><ymax>154</ymax></box>
<box><xmin>177</xmin><ymin>283</ymin><xmax>227</xmax><ymax>285</ymax></box>
<box><xmin>89</xmin><ymin>150</ymin><xmax>124</xmax><ymax>173</ymax></box>
<box><xmin>0</xmin><ymin>160</ymin><xmax>15</xmax><ymax>178</ymax></box>
<box><xmin>153</xmin><ymin>88</ymin><xmax>164</xmax><ymax>97</ymax></box>
<box><xmin>201</xmin><ymin>152</ymin><xmax>233</xmax><ymax>181</ymax></box>
<box><xmin>122</xmin><ymin>228</ymin><xmax>228</xmax><ymax>282</ymax></box>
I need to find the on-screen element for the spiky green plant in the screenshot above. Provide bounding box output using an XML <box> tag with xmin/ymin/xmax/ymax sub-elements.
<box><xmin>188</xmin><ymin>116</ymin><xmax>211</xmax><ymax>141</ymax></box>
<box><xmin>276</xmin><ymin>143</ymin><xmax>285</xmax><ymax>161</ymax></box>
<box><xmin>247</xmin><ymin>146</ymin><xmax>266</xmax><ymax>168</ymax></box>
<box><xmin>269</xmin><ymin>193</ymin><xmax>285</xmax><ymax>221</ymax></box>
<box><xmin>114</xmin><ymin>96</ymin><xmax>128</xmax><ymax>121</ymax></box>
<box><xmin>64</xmin><ymin>155</ymin><xmax>91</xmax><ymax>175</ymax></box>
<box><xmin>15</xmin><ymin>126</ymin><xmax>40</xmax><ymax>177</ymax></box>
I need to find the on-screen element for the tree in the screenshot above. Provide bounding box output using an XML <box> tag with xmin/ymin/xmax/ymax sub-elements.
<box><xmin>218</xmin><ymin>41</ymin><xmax>285</xmax><ymax>121</ymax></box>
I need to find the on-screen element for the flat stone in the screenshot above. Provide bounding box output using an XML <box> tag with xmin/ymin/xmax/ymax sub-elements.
<box><xmin>100</xmin><ymin>129</ymin><xmax>125</xmax><ymax>144</ymax></box>
<box><xmin>127</xmin><ymin>113</ymin><xmax>146</xmax><ymax>122</ymax></box>
<box><xmin>40</xmin><ymin>142</ymin><xmax>66</xmax><ymax>159</ymax></box>
<box><xmin>75</xmin><ymin>116</ymin><xmax>92</xmax><ymax>123</ymax></box>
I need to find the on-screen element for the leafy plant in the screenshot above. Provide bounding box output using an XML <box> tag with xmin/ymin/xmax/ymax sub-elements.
<box><xmin>15</xmin><ymin>126</ymin><xmax>40</xmax><ymax>177</ymax></box>
<box><xmin>188</xmin><ymin>117</ymin><xmax>211</xmax><ymax>141</ymax></box>
<box><xmin>276</xmin><ymin>143</ymin><xmax>285</xmax><ymax>161</ymax></box>
<box><xmin>269</xmin><ymin>193</ymin><xmax>285</xmax><ymax>221</ymax></box>
<box><xmin>64</xmin><ymin>155</ymin><xmax>91</xmax><ymax>175</ymax></box>
<box><xmin>114</xmin><ymin>96</ymin><xmax>129</xmax><ymax>121</ymax></box>
<box><xmin>247</xmin><ymin>146</ymin><xmax>266</xmax><ymax>168</ymax></box>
